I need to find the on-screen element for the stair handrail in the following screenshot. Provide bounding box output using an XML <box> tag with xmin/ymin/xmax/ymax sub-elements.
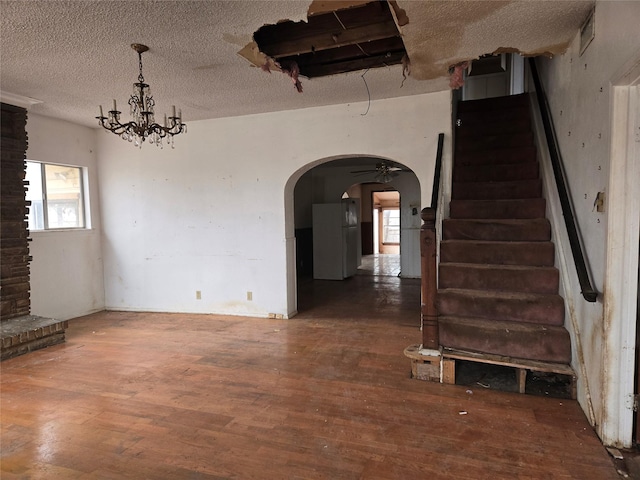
<box><xmin>421</xmin><ymin>132</ymin><xmax>445</xmax><ymax>349</ymax></box>
<box><xmin>430</xmin><ymin>133</ymin><xmax>445</xmax><ymax>210</ymax></box>
<box><xmin>527</xmin><ymin>57</ymin><xmax>598</xmax><ymax>302</ymax></box>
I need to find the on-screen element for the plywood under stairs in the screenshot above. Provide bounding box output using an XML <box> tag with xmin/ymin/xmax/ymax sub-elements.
<box><xmin>408</xmin><ymin>94</ymin><xmax>575</xmax><ymax>394</ymax></box>
<box><xmin>404</xmin><ymin>344</ymin><xmax>576</xmax><ymax>399</ymax></box>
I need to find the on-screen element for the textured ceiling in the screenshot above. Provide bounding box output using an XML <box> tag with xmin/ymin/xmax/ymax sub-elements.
<box><xmin>0</xmin><ymin>0</ymin><xmax>593</xmax><ymax>129</ymax></box>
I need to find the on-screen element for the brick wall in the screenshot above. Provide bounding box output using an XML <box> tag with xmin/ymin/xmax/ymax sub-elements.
<box><xmin>0</xmin><ymin>103</ymin><xmax>30</xmax><ymax>321</ymax></box>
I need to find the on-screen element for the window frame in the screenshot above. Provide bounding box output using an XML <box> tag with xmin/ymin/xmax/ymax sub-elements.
<box><xmin>25</xmin><ymin>160</ymin><xmax>89</xmax><ymax>231</ymax></box>
<box><xmin>380</xmin><ymin>207</ymin><xmax>400</xmax><ymax>246</ymax></box>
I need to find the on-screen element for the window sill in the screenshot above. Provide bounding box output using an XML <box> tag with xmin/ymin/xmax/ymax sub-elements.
<box><xmin>29</xmin><ymin>228</ymin><xmax>97</xmax><ymax>237</ymax></box>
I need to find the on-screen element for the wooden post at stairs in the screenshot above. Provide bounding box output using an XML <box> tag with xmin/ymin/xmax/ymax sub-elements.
<box><xmin>420</xmin><ymin>207</ymin><xmax>439</xmax><ymax>350</ymax></box>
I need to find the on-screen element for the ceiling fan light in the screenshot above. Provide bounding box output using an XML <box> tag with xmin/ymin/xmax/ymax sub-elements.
<box><xmin>375</xmin><ymin>172</ymin><xmax>393</xmax><ymax>183</ymax></box>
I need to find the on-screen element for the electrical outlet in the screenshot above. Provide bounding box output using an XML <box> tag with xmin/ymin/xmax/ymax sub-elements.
<box><xmin>247</xmin><ymin>291</ymin><xmax>253</xmax><ymax>301</ymax></box>
<box><xmin>196</xmin><ymin>290</ymin><xmax>201</xmax><ymax>300</ymax></box>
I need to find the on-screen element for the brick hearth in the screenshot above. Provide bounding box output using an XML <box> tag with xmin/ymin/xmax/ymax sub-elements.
<box><xmin>1</xmin><ymin>315</ymin><xmax>68</xmax><ymax>360</ymax></box>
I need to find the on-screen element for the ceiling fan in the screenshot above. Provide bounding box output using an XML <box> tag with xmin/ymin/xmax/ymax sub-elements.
<box><xmin>350</xmin><ymin>161</ymin><xmax>409</xmax><ymax>183</ymax></box>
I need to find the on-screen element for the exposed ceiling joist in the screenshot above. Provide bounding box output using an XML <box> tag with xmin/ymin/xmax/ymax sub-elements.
<box><xmin>252</xmin><ymin>1</ymin><xmax>405</xmax><ymax>79</ymax></box>
<box><xmin>259</xmin><ymin>19</ymin><xmax>401</xmax><ymax>58</ymax></box>
<box><xmin>301</xmin><ymin>51</ymin><xmax>405</xmax><ymax>78</ymax></box>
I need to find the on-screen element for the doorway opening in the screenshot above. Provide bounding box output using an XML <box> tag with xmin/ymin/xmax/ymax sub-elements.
<box><xmin>373</xmin><ymin>190</ymin><xmax>400</xmax><ymax>255</ymax></box>
<box><xmin>356</xmin><ymin>189</ymin><xmax>401</xmax><ymax>278</ymax></box>
<box><xmin>287</xmin><ymin>156</ymin><xmax>421</xmax><ymax>316</ymax></box>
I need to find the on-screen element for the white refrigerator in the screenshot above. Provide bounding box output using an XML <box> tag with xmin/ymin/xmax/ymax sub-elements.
<box><xmin>312</xmin><ymin>199</ymin><xmax>360</xmax><ymax>280</ymax></box>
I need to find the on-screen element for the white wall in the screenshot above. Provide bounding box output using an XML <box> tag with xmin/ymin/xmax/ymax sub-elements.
<box><xmin>26</xmin><ymin>113</ymin><xmax>105</xmax><ymax>320</ymax></box>
<box><xmin>98</xmin><ymin>92</ymin><xmax>451</xmax><ymax>318</ymax></box>
<box><xmin>536</xmin><ymin>1</ymin><xmax>640</xmax><ymax>446</ymax></box>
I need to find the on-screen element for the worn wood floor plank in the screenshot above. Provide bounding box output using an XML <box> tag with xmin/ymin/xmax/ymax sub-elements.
<box><xmin>1</xmin><ymin>275</ymin><xmax>618</xmax><ymax>479</ymax></box>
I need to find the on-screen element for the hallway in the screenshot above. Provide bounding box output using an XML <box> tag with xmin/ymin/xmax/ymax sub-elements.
<box><xmin>0</xmin><ymin>270</ymin><xmax>619</xmax><ymax>478</ymax></box>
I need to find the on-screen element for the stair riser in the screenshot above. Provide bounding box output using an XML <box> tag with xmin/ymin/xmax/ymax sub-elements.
<box><xmin>456</xmin><ymin>132</ymin><xmax>533</xmax><ymax>152</ymax></box>
<box><xmin>443</xmin><ymin>219</ymin><xmax>551</xmax><ymax>241</ymax></box>
<box><xmin>457</xmin><ymin>94</ymin><xmax>530</xmax><ymax>113</ymax></box>
<box><xmin>441</xmin><ymin>241</ymin><xmax>555</xmax><ymax>266</ymax></box>
<box><xmin>454</xmin><ymin>162</ymin><xmax>539</xmax><ymax>182</ymax></box>
<box><xmin>450</xmin><ymin>199</ymin><xmax>546</xmax><ymax>219</ymax></box>
<box><xmin>439</xmin><ymin>317</ymin><xmax>571</xmax><ymax>364</ymax></box>
<box><xmin>437</xmin><ymin>291</ymin><xmax>565</xmax><ymax>326</ymax></box>
<box><xmin>439</xmin><ymin>264</ymin><xmax>559</xmax><ymax>294</ymax></box>
<box><xmin>455</xmin><ymin>146</ymin><xmax>537</xmax><ymax>166</ymax></box>
<box><xmin>456</xmin><ymin>117</ymin><xmax>531</xmax><ymax>137</ymax></box>
<box><xmin>452</xmin><ymin>180</ymin><xmax>542</xmax><ymax>200</ymax></box>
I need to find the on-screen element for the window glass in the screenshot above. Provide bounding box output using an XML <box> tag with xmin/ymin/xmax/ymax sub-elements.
<box><xmin>25</xmin><ymin>161</ymin><xmax>86</xmax><ymax>230</ymax></box>
<box><xmin>382</xmin><ymin>208</ymin><xmax>400</xmax><ymax>244</ymax></box>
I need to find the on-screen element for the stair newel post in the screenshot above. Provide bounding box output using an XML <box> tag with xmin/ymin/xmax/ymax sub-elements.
<box><xmin>420</xmin><ymin>207</ymin><xmax>439</xmax><ymax>350</ymax></box>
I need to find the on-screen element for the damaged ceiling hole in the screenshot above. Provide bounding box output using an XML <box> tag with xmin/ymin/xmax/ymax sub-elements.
<box><xmin>251</xmin><ymin>0</ymin><xmax>408</xmax><ymax>83</ymax></box>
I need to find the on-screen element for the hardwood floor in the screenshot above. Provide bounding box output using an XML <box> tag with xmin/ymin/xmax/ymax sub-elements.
<box><xmin>1</xmin><ymin>273</ymin><xmax>618</xmax><ymax>479</ymax></box>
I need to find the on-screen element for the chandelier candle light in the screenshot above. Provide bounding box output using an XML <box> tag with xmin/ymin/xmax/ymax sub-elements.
<box><xmin>97</xmin><ymin>44</ymin><xmax>186</xmax><ymax>148</ymax></box>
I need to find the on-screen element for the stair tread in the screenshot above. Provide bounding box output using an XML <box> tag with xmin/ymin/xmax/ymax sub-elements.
<box><xmin>453</xmin><ymin>163</ymin><xmax>539</xmax><ymax>182</ymax></box>
<box><xmin>454</xmin><ymin>166</ymin><xmax>538</xmax><ymax>172</ymax></box>
<box><xmin>456</xmin><ymin>132</ymin><xmax>533</xmax><ymax>152</ymax></box>
<box><xmin>438</xmin><ymin>288</ymin><xmax>563</xmax><ymax>301</ymax></box>
<box><xmin>444</xmin><ymin>218</ymin><xmax>549</xmax><ymax>225</ymax></box>
<box><xmin>451</xmin><ymin>198</ymin><xmax>542</xmax><ymax>204</ymax></box>
<box><xmin>441</xmin><ymin>239</ymin><xmax>552</xmax><ymax>246</ymax></box>
<box><xmin>457</xmin><ymin>94</ymin><xmax>529</xmax><ymax>112</ymax></box>
<box><xmin>439</xmin><ymin>314</ymin><xmax>572</xmax><ymax>364</ymax></box>
<box><xmin>440</xmin><ymin>262</ymin><xmax>557</xmax><ymax>271</ymax></box>
<box><xmin>453</xmin><ymin>163</ymin><xmax>538</xmax><ymax>172</ymax></box>
<box><xmin>437</xmin><ymin>288</ymin><xmax>565</xmax><ymax>326</ymax></box>
<box><xmin>443</xmin><ymin>219</ymin><xmax>551</xmax><ymax>241</ymax></box>
<box><xmin>452</xmin><ymin>179</ymin><xmax>541</xmax><ymax>185</ymax></box>
<box><xmin>455</xmin><ymin>146</ymin><xmax>537</xmax><ymax>165</ymax></box>
<box><xmin>450</xmin><ymin>198</ymin><xmax>546</xmax><ymax>220</ymax></box>
<box><xmin>439</xmin><ymin>315</ymin><xmax>568</xmax><ymax>332</ymax></box>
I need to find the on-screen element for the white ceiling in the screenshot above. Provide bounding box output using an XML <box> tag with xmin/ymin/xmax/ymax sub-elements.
<box><xmin>1</xmin><ymin>0</ymin><xmax>593</xmax><ymax>129</ymax></box>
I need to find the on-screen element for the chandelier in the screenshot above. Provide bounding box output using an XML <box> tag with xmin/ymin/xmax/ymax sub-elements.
<box><xmin>96</xmin><ymin>44</ymin><xmax>186</xmax><ymax>148</ymax></box>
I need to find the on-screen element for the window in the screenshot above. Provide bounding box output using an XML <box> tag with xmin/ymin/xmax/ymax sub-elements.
<box><xmin>381</xmin><ymin>208</ymin><xmax>400</xmax><ymax>244</ymax></box>
<box><xmin>25</xmin><ymin>161</ymin><xmax>86</xmax><ymax>230</ymax></box>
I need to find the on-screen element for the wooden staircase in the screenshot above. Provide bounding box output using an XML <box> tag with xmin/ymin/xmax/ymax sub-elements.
<box><xmin>437</xmin><ymin>94</ymin><xmax>572</xmax><ymax>366</ymax></box>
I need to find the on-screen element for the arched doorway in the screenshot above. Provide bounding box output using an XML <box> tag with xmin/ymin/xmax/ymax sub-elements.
<box><xmin>284</xmin><ymin>155</ymin><xmax>421</xmax><ymax>317</ymax></box>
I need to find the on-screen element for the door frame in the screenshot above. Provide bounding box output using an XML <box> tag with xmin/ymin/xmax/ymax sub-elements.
<box><xmin>601</xmin><ymin>55</ymin><xmax>640</xmax><ymax>448</ymax></box>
